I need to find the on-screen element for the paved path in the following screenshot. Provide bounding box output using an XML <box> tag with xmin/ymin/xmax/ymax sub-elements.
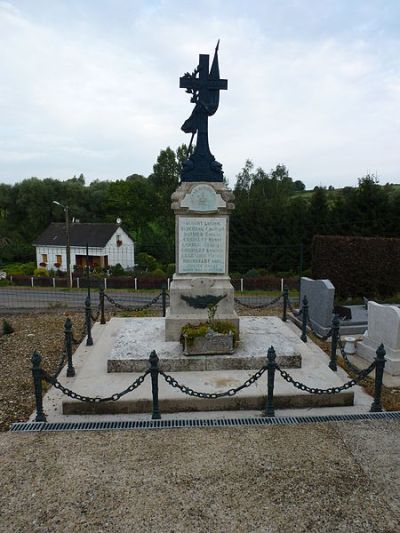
<box><xmin>1</xmin><ymin>419</ymin><xmax>399</xmax><ymax>532</ymax></box>
<box><xmin>0</xmin><ymin>287</ymin><xmax>284</xmax><ymax>310</ymax></box>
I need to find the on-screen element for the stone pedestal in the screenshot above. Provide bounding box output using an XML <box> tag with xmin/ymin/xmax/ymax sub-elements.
<box><xmin>165</xmin><ymin>181</ymin><xmax>239</xmax><ymax>342</ymax></box>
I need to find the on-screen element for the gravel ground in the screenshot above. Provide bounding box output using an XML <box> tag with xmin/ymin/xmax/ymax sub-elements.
<box><xmin>0</xmin><ymin>313</ymin><xmax>86</xmax><ymax>431</ymax></box>
<box><xmin>0</xmin><ymin>420</ymin><xmax>399</xmax><ymax>532</ymax></box>
<box><xmin>1</xmin><ymin>310</ymin><xmax>400</xmax><ymax>531</ymax></box>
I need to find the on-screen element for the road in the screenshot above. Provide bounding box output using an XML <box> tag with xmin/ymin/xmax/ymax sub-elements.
<box><xmin>0</xmin><ymin>287</ymin><xmax>285</xmax><ymax>311</ymax></box>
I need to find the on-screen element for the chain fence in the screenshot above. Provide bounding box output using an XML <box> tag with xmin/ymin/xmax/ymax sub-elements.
<box><xmin>234</xmin><ymin>293</ymin><xmax>283</xmax><ymax>310</ymax></box>
<box><xmin>159</xmin><ymin>366</ymin><xmax>268</xmax><ymax>399</ymax></box>
<box><xmin>42</xmin><ymin>368</ymin><xmax>150</xmax><ymax>403</ymax></box>
<box><xmin>103</xmin><ymin>291</ymin><xmax>164</xmax><ymax>312</ymax></box>
<box><xmin>31</xmin><ymin>341</ymin><xmax>386</xmax><ymax>423</ymax></box>
<box><xmin>277</xmin><ymin>361</ymin><xmax>376</xmax><ymax>395</ymax></box>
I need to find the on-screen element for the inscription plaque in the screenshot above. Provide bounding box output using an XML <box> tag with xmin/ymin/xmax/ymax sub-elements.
<box><xmin>179</xmin><ymin>217</ymin><xmax>226</xmax><ymax>274</ymax></box>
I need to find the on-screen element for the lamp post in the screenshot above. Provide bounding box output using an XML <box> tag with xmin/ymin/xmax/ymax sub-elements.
<box><xmin>53</xmin><ymin>201</ymin><xmax>72</xmax><ymax>288</ymax></box>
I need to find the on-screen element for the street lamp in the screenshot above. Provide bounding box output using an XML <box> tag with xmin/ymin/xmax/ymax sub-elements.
<box><xmin>52</xmin><ymin>201</ymin><xmax>72</xmax><ymax>288</ymax></box>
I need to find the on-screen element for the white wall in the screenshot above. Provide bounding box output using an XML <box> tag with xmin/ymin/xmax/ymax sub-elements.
<box><xmin>104</xmin><ymin>228</ymin><xmax>135</xmax><ymax>269</ymax></box>
<box><xmin>35</xmin><ymin>228</ymin><xmax>135</xmax><ymax>271</ymax></box>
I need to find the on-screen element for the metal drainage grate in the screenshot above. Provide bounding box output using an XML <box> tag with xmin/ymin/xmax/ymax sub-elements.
<box><xmin>10</xmin><ymin>411</ymin><xmax>400</xmax><ymax>433</ymax></box>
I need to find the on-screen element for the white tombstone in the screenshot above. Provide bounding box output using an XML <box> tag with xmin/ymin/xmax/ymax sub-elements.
<box><xmin>357</xmin><ymin>302</ymin><xmax>400</xmax><ymax>375</ymax></box>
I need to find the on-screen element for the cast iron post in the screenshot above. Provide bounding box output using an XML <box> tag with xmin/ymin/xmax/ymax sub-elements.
<box><xmin>329</xmin><ymin>315</ymin><xmax>340</xmax><ymax>371</ymax></box>
<box><xmin>85</xmin><ymin>296</ymin><xmax>93</xmax><ymax>346</ymax></box>
<box><xmin>264</xmin><ymin>346</ymin><xmax>276</xmax><ymax>417</ymax></box>
<box><xmin>370</xmin><ymin>344</ymin><xmax>386</xmax><ymax>412</ymax></box>
<box><xmin>282</xmin><ymin>285</ymin><xmax>288</xmax><ymax>322</ymax></box>
<box><xmin>149</xmin><ymin>350</ymin><xmax>161</xmax><ymax>419</ymax></box>
<box><xmin>31</xmin><ymin>351</ymin><xmax>46</xmax><ymax>422</ymax></box>
<box><xmin>65</xmin><ymin>317</ymin><xmax>75</xmax><ymax>377</ymax></box>
<box><xmin>161</xmin><ymin>282</ymin><xmax>167</xmax><ymax>318</ymax></box>
<box><xmin>301</xmin><ymin>295</ymin><xmax>308</xmax><ymax>343</ymax></box>
<box><xmin>86</xmin><ymin>242</ymin><xmax>91</xmax><ymax>300</ymax></box>
<box><xmin>99</xmin><ymin>285</ymin><xmax>106</xmax><ymax>325</ymax></box>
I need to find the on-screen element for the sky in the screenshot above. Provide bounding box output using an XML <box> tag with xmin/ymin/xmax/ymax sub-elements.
<box><xmin>0</xmin><ymin>0</ymin><xmax>399</xmax><ymax>189</ymax></box>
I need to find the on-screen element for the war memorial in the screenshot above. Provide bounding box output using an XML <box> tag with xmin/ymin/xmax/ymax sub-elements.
<box><xmin>25</xmin><ymin>44</ymin><xmax>390</xmax><ymax>423</ymax></box>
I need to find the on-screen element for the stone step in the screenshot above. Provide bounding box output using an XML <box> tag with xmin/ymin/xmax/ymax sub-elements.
<box><xmin>107</xmin><ymin>316</ymin><xmax>303</xmax><ymax>372</ymax></box>
<box><xmin>38</xmin><ymin>317</ymin><xmax>372</xmax><ymax>421</ymax></box>
<box><xmin>61</xmin><ymin>368</ymin><xmax>354</xmax><ymax>415</ymax></box>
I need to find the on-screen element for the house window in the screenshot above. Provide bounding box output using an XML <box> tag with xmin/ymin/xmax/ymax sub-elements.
<box><xmin>116</xmin><ymin>234</ymin><xmax>122</xmax><ymax>247</ymax></box>
<box><xmin>41</xmin><ymin>254</ymin><xmax>48</xmax><ymax>263</ymax></box>
<box><xmin>56</xmin><ymin>255</ymin><xmax>62</xmax><ymax>265</ymax></box>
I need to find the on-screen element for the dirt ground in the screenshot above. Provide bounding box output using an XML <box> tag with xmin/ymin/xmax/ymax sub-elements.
<box><xmin>1</xmin><ymin>420</ymin><xmax>399</xmax><ymax>532</ymax></box>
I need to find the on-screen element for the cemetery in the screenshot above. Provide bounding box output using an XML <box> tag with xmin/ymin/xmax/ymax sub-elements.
<box><xmin>1</xmin><ymin>17</ymin><xmax>400</xmax><ymax>530</ymax></box>
<box><xmin>4</xmin><ymin>44</ymin><xmax>397</xmax><ymax>430</ymax></box>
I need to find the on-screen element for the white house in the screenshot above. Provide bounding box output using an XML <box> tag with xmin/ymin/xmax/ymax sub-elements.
<box><xmin>33</xmin><ymin>223</ymin><xmax>135</xmax><ymax>271</ymax></box>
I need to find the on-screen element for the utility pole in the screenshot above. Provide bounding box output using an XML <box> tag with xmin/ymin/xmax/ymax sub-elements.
<box><xmin>53</xmin><ymin>201</ymin><xmax>72</xmax><ymax>288</ymax></box>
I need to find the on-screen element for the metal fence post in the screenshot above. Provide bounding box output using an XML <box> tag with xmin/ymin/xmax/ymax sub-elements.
<box><xmin>264</xmin><ymin>346</ymin><xmax>276</xmax><ymax>417</ymax></box>
<box><xmin>301</xmin><ymin>295</ymin><xmax>308</xmax><ymax>343</ymax></box>
<box><xmin>370</xmin><ymin>344</ymin><xmax>386</xmax><ymax>412</ymax></box>
<box><xmin>149</xmin><ymin>350</ymin><xmax>161</xmax><ymax>419</ymax></box>
<box><xmin>161</xmin><ymin>283</ymin><xmax>167</xmax><ymax>318</ymax></box>
<box><xmin>282</xmin><ymin>285</ymin><xmax>288</xmax><ymax>322</ymax></box>
<box><xmin>65</xmin><ymin>317</ymin><xmax>75</xmax><ymax>377</ymax></box>
<box><xmin>31</xmin><ymin>351</ymin><xmax>46</xmax><ymax>422</ymax></box>
<box><xmin>329</xmin><ymin>315</ymin><xmax>340</xmax><ymax>371</ymax></box>
<box><xmin>85</xmin><ymin>296</ymin><xmax>93</xmax><ymax>346</ymax></box>
<box><xmin>99</xmin><ymin>286</ymin><xmax>106</xmax><ymax>325</ymax></box>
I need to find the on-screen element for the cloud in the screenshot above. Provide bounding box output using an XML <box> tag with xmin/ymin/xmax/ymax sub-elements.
<box><xmin>0</xmin><ymin>1</ymin><xmax>399</xmax><ymax>188</ymax></box>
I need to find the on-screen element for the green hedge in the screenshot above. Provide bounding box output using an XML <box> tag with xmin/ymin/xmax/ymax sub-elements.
<box><xmin>312</xmin><ymin>235</ymin><xmax>400</xmax><ymax>298</ymax></box>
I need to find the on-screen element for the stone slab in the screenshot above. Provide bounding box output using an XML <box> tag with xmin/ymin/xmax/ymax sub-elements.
<box><xmin>39</xmin><ymin>317</ymin><xmax>357</xmax><ymax>416</ymax></box>
<box><xmin>357</xmin><ymin>302</ymin><xmax>400</xmax><ymax>375</ymax></box>
<box><xmin>107</xmin><ymin>316</ymin><xmax>302</xmax><ymax>372</ymax></box>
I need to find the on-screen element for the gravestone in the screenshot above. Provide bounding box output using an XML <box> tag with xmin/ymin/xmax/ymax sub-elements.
<box><xmin>300</xmin><ymin>277</ymin><xmax>335</xmax><ymax>336</ymax></box>
<box><xmin>165</xmin><ymin>43</ymin><xmax>238</xmax><ymax>341</ymax></box>
<box><xmin>299</xmin><ymin>277</ymin><xmax>368</xmax><ymax>335</ymax></box>
<box><xmin>357</xmin><ymin>302</ymin><xmax>400</xmax><ymax>375</ymax></box>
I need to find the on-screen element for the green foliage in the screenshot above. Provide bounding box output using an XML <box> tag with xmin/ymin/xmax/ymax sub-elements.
<box><xmin>3</xmin><ymin>262</ymin><xmax>35</xmax><ymax>275</ymax></box>
<box><xmin>0</xmin><ymin>279</ymin><xmax>11</xmax><ymax>286</ymax></box>
<box><xmin>136</xmin><ymin>252</ymin><xmax>158</xmax><ymax>272</ymax></box>
<box><xmin>151</xmin><ymin>268</ymin><xmax>166</xmax><ymax>278</ymax></box>
<box><xmin>166</xmin><ymin>263</ymin><xmax>176</xmax><ymax>278</ymax></box>
<box><xmin>34</xmin><ymin>267</ymin><xmax>49</xmax><ymax>277</ymax></box>
<box><xmin>110</xmin><ymin>263</ymin><xmax>125</xmax><ymax>277</ymax></box>
<box><xmin>2</xmin><ymin>319</ymin><xmax>14</xmax><ymax>335</ymax></box>
<box><xmin>244</xmin><ymin>269</ymin><xmax>260</xmax><ymax>278</ymax></box>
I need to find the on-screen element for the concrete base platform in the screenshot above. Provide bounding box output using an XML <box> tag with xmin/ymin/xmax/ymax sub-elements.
<box><xmin>291</xmin><ymin>305</ymin><xmax>368</xmax><ymax>336</ymax></box>
<box><xmin>107</xmin><ymin>316</ymin><xmax>302</xmax><ymax>372</ymax></box>
<box><xmin>34</xmin><ymin>317</ymin><xmax>361</xmax><ymax>417</ymax></box>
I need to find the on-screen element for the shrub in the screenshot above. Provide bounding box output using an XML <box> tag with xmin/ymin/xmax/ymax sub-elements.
<box><xmin>256</xmin><ymin>268</ymin><xmax>269</xmax><ymax>276</ymax></box>
<box><xmin>2</xmin><ymin>319</ymin><xmax>14</xmax><ymax>335</ymax></box>
<box><xmin>136</xmin><ymin>252</ymin><xmax>158</xmax><ymax>272</ymax></box>
<box><xmin>34</xmin><ymin>267</ymin><xmax>49</xmax><ymax>277</ymax></box>
<box><xmin>0</xmin><ymin>279</ymin><xmax>12</xmax><ymax>286</ymax></box>
<box><xmin>312</xmin><ymin>235</ymin><xmax>400</xmax><ymax>298</ymax></box>
<box><xmin>244</xmin><ymin>268</ymin><xmax>260</xmax><ymax>278</ymax></box>
<box><xmin>110</xmin><ymin>263</ymin><xmax>125</xmax><ymax>276</ymax></box>
<box><xmin>229</xmin><ymin>272</ymin><xmax>242</xmax><ymax>280</ymax></box>
<box><xmin>3</xmin><ymin>262</ymin><xmax>35</xmax><ymax>275</ymax></box>
<box><xmin>166</xmin><ymin>263</ymin><xmax>176</xmax><ymax>278</ymax></box>
<box><xmin>152</xmin><ymin>268</ymin><xmax>167</xmax><ymax>278</ymax></box>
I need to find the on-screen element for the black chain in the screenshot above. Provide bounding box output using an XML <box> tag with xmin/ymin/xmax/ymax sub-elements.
<box><xmin>50</xmin><ymin>339</ymin><xmax>67</xmax><ymax>379</ymax></box>
<box><xmin>306</xmin><ymin>317</ymin><xmax>333</xmax><ymax>341</ymax></box>
<box><xmin>41</xmin><ymin>369</ymin><xmax>149</xmax><ymax>402</ymax></box>
<box><xmin>287</xmin><ymin>296</ymin><xmax>302</xmax><ymax>317</ymax></box>
<box><xmin>276</xmin><ymin>360</ymin><xmax>376</xmax><ymax>395</ymax></box>
<box><xmin>160</xmin><ymin>366</ymin><xmax>267</xmax><ymax>399</ymax></box>
<box><xmin>104</xmin><ymin>291</ymin><xmax>163</xmax><ymax>312</ymax></box>
<box><xmin>338</xmin><ymin>337</ymin><xmax>363</xmax><ymax>374</ymax></box>
<box><xmin>234</xmin><ymin>293</ymin><xmax>282</xmax><ymax>310</ymax></box>
<box><xmin>90</xmin><ymin>300</ymin><xmax>101</xmax><ymax>322</ymax></box>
